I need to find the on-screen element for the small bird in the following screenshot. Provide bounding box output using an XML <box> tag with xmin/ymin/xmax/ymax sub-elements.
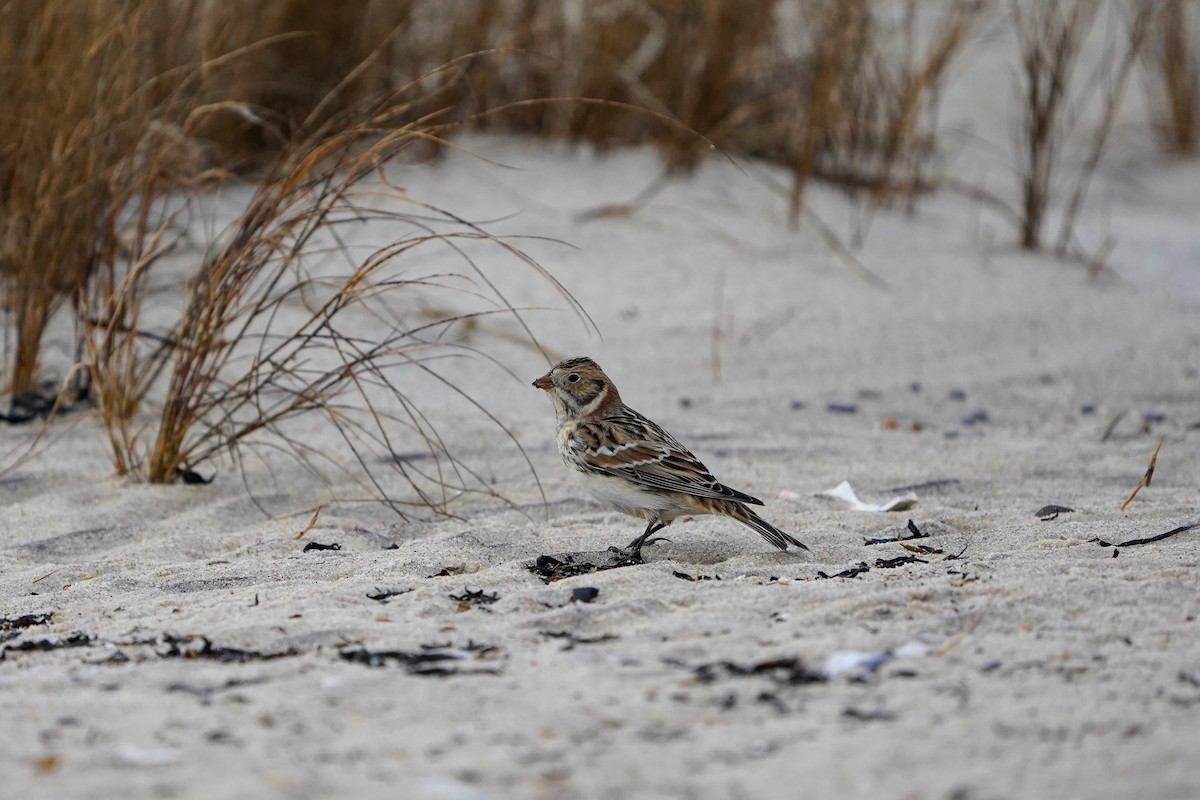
<box><xmin>533</xmin><ymin>356</ymin><xmax>807</xmax><ymax>558</ymax></box>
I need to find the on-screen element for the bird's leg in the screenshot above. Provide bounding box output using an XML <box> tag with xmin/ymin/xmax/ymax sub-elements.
<box><xmin>623</xmin><ymin>521</ymin><xmax>666</xmax><ymax>560</ymax></box>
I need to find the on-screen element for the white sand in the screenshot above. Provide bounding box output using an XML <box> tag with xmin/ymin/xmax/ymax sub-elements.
<box><xmin>3</xmin><ymin>27</ymin><xmax>1200</xmax><ymax>800</ymax></box>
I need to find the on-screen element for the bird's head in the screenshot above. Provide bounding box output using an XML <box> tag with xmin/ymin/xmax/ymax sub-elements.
<box><xmin>533</xmin><ymin>356</ymin><xmax>620</xmax><ymax>422</ymax></box>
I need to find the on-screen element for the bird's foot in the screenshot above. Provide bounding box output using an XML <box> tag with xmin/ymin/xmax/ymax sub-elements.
<box><xmin>622</xmin><ymin>535</ymin><xmax>671</xmax><ymax>551</ymax></box>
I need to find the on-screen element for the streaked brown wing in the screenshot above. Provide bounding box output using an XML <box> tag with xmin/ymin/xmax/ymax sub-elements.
<box><xmin>569</xmin><ymin>421</ymin><xmax>763</xmax><ymax>505</ymax></box>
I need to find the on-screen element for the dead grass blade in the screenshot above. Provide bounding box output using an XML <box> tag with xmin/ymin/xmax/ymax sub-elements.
<box><xmin>1119</xmin><ymin>438</ymin><xmax>1164</xmax><ymax>511</ymax></box>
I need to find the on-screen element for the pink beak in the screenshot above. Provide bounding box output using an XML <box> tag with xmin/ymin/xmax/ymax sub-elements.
<box><xmin>532</xmin><ymin>373</ymin><xmax>553</xmax><ymax>390</ymax></box>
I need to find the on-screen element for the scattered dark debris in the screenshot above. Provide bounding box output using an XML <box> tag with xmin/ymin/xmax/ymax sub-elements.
<box><xmin>693</xmin><ymin>656</ymin><xmax>823</xmax><ymax>686</ymax></box>
<box><xmin>178</xmin><ymin>467</ymin><xmax>215</xmax><ymax>485</ymax></box>
<box><xmin>944</xmin><ymin>544</ymin><xmax>969</xmax><ymax>561</ymax></box>
<box><xmin>1090</xmin><ymin>523</ymin><xmax>1199</xmax><ymax>550</ymax></box>
<box><xmin>1080</xmin><ymin>403</ymin><xmax>1096</xmax><ymax>415</ymax></box>
<box><xmin>756</xmin><ymin>691</ymin><xmax>789</xmax><ymax>714</ymax></box>
<box><xmin>367</xmin><ymin>587</ymin><xmax>413</xmax><ymax>603</ymax></box>
<box><xmin>529</xmin><ymin>554</ymin><xmax>599</xmax><ymax>582</ymax></box>
<box><xmin>540</xmin><ymin>630</ymin><xmax>617</xmax><ymax>650</ymax></box>
<box><xmin>961</xmin><ymin>410</ymin><xmax>990</xmax><ymax>426</ymax></box>
<box><xmin>672</xmin><ymin>570</ymin><xmax>722</xmax><ymax>582</ymax></box>
<box><xmin>156</xmin><ymin>634</ymin><xmax>297</xmax><ymax>663</ymax></box>
<box><xmin>1112</xmin><ymin>548</ymin><xmax>1119</xmax><ymax>558</ymax></box>
<box><xmin>948</xmin><ymin>389</ymin><xmax>967</xmax><ymax>401</ymax></box>
<box><xmin>900</xmin><ymin>542</ymin><xmax>942</xmax><ymax>555</ymax></box>
<box><xmin>0</xmin><ymin>631</ymin><xmax>93</xmax><ymax>660</ymax></box>
<box><xmin>570</xmin><ymin>587</ymin><xmax>600</xmax><ymax>603</ymax></box>
<box><xmin>1</xmin><ymin>383</ymin><xmax>90</xmax><ymax>424</ymax></box>
<box><xmin>875</xmin><ymin>555</ymin><xmax>928</xmax><ymax>569</ymax></box>
<box><xmin>816</xmin><ymin>562</ymin><xmax>870</xmax><ymax>580</ymax></box>
<box><xmin>790</xmin><ymin>400</ymin><xmax>806</xmax><ymax>411</ymax></box>
<box><xmin>1036</xmin><ymin>504</ymin><xmax>1074</xmax><ymax>521</ymax></box>
<box><xmin>880</xmin><ymin>478</ymin><xmax>961</xmax><ymax>495</ymax></box>
<box><xmin>427</xmin><ymin>564</ymin><xmax>466</xmax><ymax>577</ymax></box>
<box><xmin>1143</xmin><ymin>411</ymin><xmax>1167</xmax><ymax>425</ymax></box>
<box><xmin>864</xmin><ymin>519</ymin><xmax>929</xmax><ymax>546</ymax></box>
<box><xmin>339</xmin><ymin>641</ymin><xmax>502</xmax><ymax>675</ymax></box>
<box><xmin>0</xmin><ymin>612</ymin><xmax>53</xmax><ymax>643</ymax></box>
<box><xmin>947</xmin><ymin>568</ymin><xmax>978</xmax><ymax>584</ymax></box>
<box><xmin>1119</xmin><ymin>439</ymin><xmax>1164</xmax><ymax>511</ymax></box>
<box><xmin>827</xmin><ymin>402</ymin><xmax>858</xmax><ymax>414</ymax></box>
<box><xmin>166</xmin><ymin>676</ymin><xmax>270</xmax><ymax>704</ymax></box>
<box><xmin>450</xmin><ymin>587</ymin><xmax>499</xmax><ymax>611</ymax></box>
<box><xmin>302</xmin><ymin>541</ymin><xmax>341</xmax><ymax>552</ymax></box>
<box><xmin>526</xmin><ymin>550</ymin><xmax>644</xmax><ymax>584</ymax></box>
<box><xmin>843</xmin><ymin>707</ymin><xmax>896</xmax><ymax>722</ymax></box>
<box><xmin>205</xmin><ymin>730</ymin><xmax>239</xmax><ymax>745</ymax></box>
<box><xmin>382</xmin><ymin>543</ymin><xmax>399</xmax><ymax>550</ymax></box>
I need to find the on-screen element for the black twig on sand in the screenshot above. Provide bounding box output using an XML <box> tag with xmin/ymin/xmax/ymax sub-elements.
<box><xmin>366</xmin><ymin>587</ymin><xmax>412</xmax><ymax>603</ymax></box>
<box><xmin>1090</xmin><ymin>523</ymin><xmax>1199</xmax><ymax>550</ymax></box>
<box><xmin>817</xmin><ymin>562</ymin><xmax>871</xmax><ymax>580</ymax></box>
<box><xmin>864</xmin><ymin>519</ymin><xmax>929</xmax><ymax>545</ymax></box>
<box><xmin>875</xmin><ymin>555</ymin><xmax>928</xmax><ymax>568</ymax></box>
<box><xmin>302</xmin><ymin>541</ymin><xmax>341</xmax><ymax>552</ymax></box>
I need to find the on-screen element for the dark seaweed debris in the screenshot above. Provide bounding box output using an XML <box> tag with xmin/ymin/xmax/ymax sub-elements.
<box><xmin>672</xmin><ymin>570</ymin><xmax>721</xmax><ymax>582</ymax></box>
<box><xmin>302</xmin><ymin>541</ymin><xmax>341</xmax><ymax>552</ymax></box>
<box><xmin>540</xmin><ymin>630</ymin><xmax>617</xmax><ymax>650</ymax></box>
<box><xmin>693</xmin><ymin>656</ymin><xmax>824</xmax><ymax>686</ymax></box>
<box><xmin>875</xmin><ymin>555</ymin><xmax>928</xmax><ymax>568</ymax></box>
<box><xmin>527</xmin><ymin>550</ymin><xmax>644</xmax><ymax>584</ymax></box>
<box><xmin>450</xmin><ymin>587</ymin><xmax>499</xmax><ymax>611</ymax></box>
<box><xmin>0</xmin><ymin>612</ymin><xmax>53</xmax><ymax>643</ymax></box>
<box><xmin>156</xmin><ymin>634</ymin><xmax>297</xmax><ymax>663</ymax></box>
<box><xmin>0</xmin><ymin>631</ymin><xmax>93</xmax><ymax>660</ymax></box>
<box><xmin>843</xmin><ymin>707</ymin><xmax>897</xmax><ymax>722</ymax></box>
<box><xmin>339</xmin><ymin>641</ymin><xmax>502</xmax><ymax>675</ymax></box>
<box><xmin>817</xmin><ymin>562</ymin><xmax>870</xmax><ymax>580</ymax></box>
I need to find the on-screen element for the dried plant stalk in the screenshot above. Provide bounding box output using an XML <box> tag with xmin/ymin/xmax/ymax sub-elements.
<box><xmin>1011</xmin><ymin>0</ymin><xmax>1095</xmax><ymax>250</ymax></box>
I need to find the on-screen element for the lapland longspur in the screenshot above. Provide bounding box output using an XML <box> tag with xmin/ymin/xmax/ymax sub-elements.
<box><xmin>533</xmin><ymin>356</ymin><xmax>807</xmax><ymax>557</ymax></box>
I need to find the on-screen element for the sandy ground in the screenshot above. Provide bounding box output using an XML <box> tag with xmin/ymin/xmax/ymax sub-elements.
<box><xmin>3</xmin><ymin>19</ymin><xmax>1200</xmax><ymax>795</ymax></box>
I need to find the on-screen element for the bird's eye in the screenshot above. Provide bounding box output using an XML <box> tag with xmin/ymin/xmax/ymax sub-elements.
<box><xmin>567</xmin><ymin>373</ymin><xmax>581</xmax><ymax>384</ymax></box>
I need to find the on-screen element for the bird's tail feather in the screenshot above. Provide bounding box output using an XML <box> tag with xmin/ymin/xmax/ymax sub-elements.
<box><xmin>728</xmin><ymin>503</ymin><xmax>809</xmax><ymax>552</ymax></box>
